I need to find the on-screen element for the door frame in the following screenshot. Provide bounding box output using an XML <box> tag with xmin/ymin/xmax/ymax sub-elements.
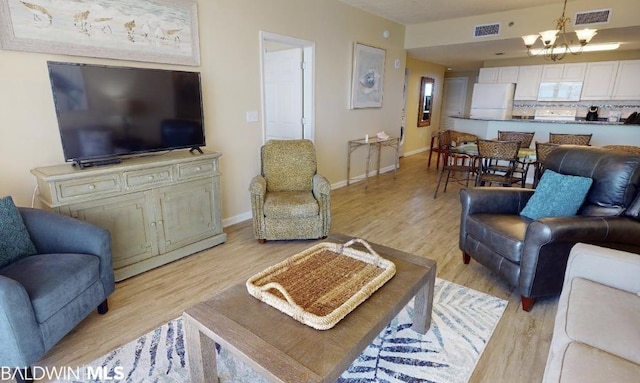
<box><xmin>259</xmin><ymin>31</ymin><xmax>315</xmax><ymax>144</ymax></box>
<box><xmin>442</xmin><ymin>77</ymin><xmax>468</xmax><ymax>130</ymax></box>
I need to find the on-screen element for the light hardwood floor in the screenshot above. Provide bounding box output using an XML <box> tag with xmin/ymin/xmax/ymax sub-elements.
<box><xmin>36</xmin><ymin>151</ymin><xmax>557</xmax><ymax>383</ymax></box>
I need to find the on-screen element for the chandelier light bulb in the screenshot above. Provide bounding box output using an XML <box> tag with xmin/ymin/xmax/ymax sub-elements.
<box><xmin>575</xmin><ymin>28</ymin><xmax>598</xmax><ymax>44</ymax></box>
<box><xmin>539</xmin><ymin>30</ymin><xmax>559</xmax><ymax>47</ymax></box>
<box><xmin>521</xmin><ymin>34</ymin><xmax>539</xmax><ymax>47</ymax></box>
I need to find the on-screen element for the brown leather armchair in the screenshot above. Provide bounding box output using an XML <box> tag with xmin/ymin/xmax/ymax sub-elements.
<box><xmin>459</xmin><ymin>146</ymin><xmax>640</xmax><ymax>311</ymax></box>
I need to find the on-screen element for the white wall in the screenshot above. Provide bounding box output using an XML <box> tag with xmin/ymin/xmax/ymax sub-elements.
<box><xmin>0</xmin><ymin>0</ymin><xmax>407</xmax><ymax>225</ymax></box>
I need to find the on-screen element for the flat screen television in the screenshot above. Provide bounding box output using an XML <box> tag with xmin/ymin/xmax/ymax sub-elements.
<box><xmin>47</xmin><ymin>61</ymin><xmax>205</xmax><ymax>167</ymax></box>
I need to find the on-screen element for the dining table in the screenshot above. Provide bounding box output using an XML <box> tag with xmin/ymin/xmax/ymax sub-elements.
<box><xmin>450</xmin><ymin>143</ymin><xmax>537</xmax><ymax>188</ymax></box>
<box><xmin>453</xmin><ymin>143</ymin><xmax>536</xmax><ymax>161</ymax></box>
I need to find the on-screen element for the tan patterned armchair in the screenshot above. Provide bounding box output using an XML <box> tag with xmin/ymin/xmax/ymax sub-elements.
<box><xmin>249</xmin><ymin>139</ymin><xmax>331</xmax><ymax>243</ymax></box>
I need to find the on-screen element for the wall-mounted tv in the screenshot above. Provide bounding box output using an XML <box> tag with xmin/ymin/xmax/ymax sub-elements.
<box><xmin>47</xmin><ymin>61</ymin><xmax>205</xmax><ymax>168</ymax></box>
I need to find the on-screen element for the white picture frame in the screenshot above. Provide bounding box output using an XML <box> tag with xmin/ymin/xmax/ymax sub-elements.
<box><xmin>0</xmin><ymin>0</ymin><xmax>200</xmax><ymax>66</ymax></box>
<box><xmin>350</xmin><ymin>42</ymin><xmax>385</xmax><ymax>109</ymax></box>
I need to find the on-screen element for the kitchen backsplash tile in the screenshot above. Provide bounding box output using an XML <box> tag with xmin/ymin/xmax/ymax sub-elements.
<box><xmin>513</xmin><ymin>101</ymin><xmax>640</xmax><ymax>120</ymax></box>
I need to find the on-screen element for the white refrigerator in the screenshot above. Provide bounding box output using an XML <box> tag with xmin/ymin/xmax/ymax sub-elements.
<box><xmin>470</xmin><ymin>83</ymin><xmax>516</xmax><ymax>120</ymax></box>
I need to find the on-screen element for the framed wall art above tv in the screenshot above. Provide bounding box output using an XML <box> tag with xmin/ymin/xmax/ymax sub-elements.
<box><xmin>0</xmin><ymin>0</ymin><xmax>200</xmax><ymax>66</ymax></box>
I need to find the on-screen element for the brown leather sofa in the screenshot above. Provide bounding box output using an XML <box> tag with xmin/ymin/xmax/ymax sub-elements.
<box><xmin>459</xmin><ymin>146</ymin><xmax>640</xmax><ymax>311</ymax></box>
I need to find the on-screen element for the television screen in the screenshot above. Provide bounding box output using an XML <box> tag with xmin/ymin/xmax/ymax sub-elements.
<box><xmin>47</xmin><ymin>61</ymin><xmax>205</xmax><ymax>165</ymax></box>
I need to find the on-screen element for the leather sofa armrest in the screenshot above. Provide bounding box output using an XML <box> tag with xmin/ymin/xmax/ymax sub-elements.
<box><xmin>519</xmin><ymin>216</ymin><xmax>640</xmax><ymax>298</ymax></box>
<box><xmin>565</xmin><ymin>243</ymin><xmax>640</xmax><ymax>294</ymax></box>
<box><xmin>460</xmin><ymin>187</ymin><xmax>534</xmax><ymax>216</ymax></box>
<box><xmin>459</xmin><ymin>187</ymin><xmax>534</xmax><ymax>251</ymax></box>
<box><xmin>0</xmin><ymin>276</ymin><xmax>44</xmax><ymax>366</ymax></box>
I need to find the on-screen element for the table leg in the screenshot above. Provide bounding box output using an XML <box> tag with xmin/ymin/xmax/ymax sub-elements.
<box><xmin>347</xmin><ymin>143</ymin><xmax>353</xmax><ymax>186</ymax></box>
<box><xmin>376</xmin><ymin>144</ymin><xmax>382</xmax><ymax>176</ymax></box>
<box><xmin>185</xmin><ymin>316</ymin><xmax>220</xmax><ymax>383</ymax></box>
<box><xmin>411</xmin><ymin>266</ymin><xmax>436</xmax><ymax>334</ymax></box>
<box><xmin>393</xmin><ymin>140</ymin><xmax>399</xmax><ymax>179</ymax></box>
<box><xmin>365</xmin><ymin>144</ymin><xmax>372</xmax><ymax>189</ymax></box>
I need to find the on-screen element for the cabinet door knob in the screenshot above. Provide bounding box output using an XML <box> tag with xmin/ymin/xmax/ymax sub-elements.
<box><xmin>150</xmin><ymin>222</ymin><xmax>156</xmax><ymax>227</ymax></box>
<box><xmin>88</xmin><ymin>185</ymin><xmax>95</xmax><ymax>190</ymax></box>
<box><xmin>148</xmin><ymin>175</ymin><xmax>154</xmax><ymax>180</ymax></box>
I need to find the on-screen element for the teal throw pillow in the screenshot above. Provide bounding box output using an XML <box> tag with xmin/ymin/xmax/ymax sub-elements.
<box><xmin>0</xmin><ymin>196</ymin><xmax>37</xmax><ymax>268</ymax></box>
<box><xmin>520</xmin><ymin>170</ymin><xmax>593</xmax><ymax>220</ymax></box>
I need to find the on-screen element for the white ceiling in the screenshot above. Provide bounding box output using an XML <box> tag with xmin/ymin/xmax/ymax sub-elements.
<box><xmin>339</xmin><ymin>0</ymin><xmax>640</xmax><ymax>70</ymax></box>
<box><xmin>340</xmin><ymin>0</ymin><xmax>563</xmax><ymax>25</ymax></box>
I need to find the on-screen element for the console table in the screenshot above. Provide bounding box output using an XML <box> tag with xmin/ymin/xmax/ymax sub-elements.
<box><xmin>347</xmin><ymin>136</ymin><xmax>400</xmax><ymax>188</ymax></box>
<box><xmin>31</xmin><ymin>150</ymin><xmax>227</xmax><ymax>281</ymax></box>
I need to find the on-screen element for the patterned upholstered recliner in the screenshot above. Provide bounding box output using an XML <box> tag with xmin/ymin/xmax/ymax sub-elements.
<box><xmin>249</xmin><ymin>139</ymin><xmax>331</xmax><ymax>243</ymax></box>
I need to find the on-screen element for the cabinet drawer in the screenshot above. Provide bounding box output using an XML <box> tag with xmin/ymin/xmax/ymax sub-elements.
<box><xmin>124</xmin><ymin>167</ymin><xmax>173</xmax><ymax>188</ymax></box>
<box><xmin>177</xmin><ymin>161</ymin><xmax>214</xmax><ymax>180</ymax></box>
<box><xmin>57</xmin><ymin>175</ymin><xmax>121</xmax><ymax>200</ymax></box>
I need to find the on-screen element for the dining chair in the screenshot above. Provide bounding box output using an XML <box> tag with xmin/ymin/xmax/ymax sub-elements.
<box><xmin>475</xmin><ymin>139</ymin><xmax>521</xmax><ymax>187</ymax></box>
<box><xmin>428</xmin><ymin>131</ymin><xmax>443</xmax><ymax>169</ymax></box>
<box><xmin>429</xmin><ymin>130</ymin><xmax>478</xmax><ymax>170</ymax></box>
<box><xmin>498</xmin><ymin>131</ymin><xmax>535</xmax><ymax>148</ymax></box>
<box><xmin>602</xmin><ymin>145</ymin><xmax>640</xmax><ymax>155</ymax></box>
<box><xmin>533</xmin><ymin>142</ymin><xmax>560</xmax><ymax>188</ymax></box>
<box><xmin>433</xmin><ymin>130</ymin><xmax>478</xmax><ymax>198</ymax></box>
<box><xmin>549</xmin><ymin>133</ymin><xmax>593</xmax><ymax>145</ymax></box>
<box><xmin>497</xmin><ymin>131</ymin><xmax>535</xmax><ymax>187</ymax></box>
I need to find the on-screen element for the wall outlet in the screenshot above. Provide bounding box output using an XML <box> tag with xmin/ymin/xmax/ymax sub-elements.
<box><xmin>246</xmin><ymin>110</ymin><xmax>259</xmax><ymax>123</ymax></box>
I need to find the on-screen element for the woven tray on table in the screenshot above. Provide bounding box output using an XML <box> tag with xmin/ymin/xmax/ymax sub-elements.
<box><xmin>246</xmin><ymin>238</ymin><xmax>396</xmax><ymax>330</ymax></box>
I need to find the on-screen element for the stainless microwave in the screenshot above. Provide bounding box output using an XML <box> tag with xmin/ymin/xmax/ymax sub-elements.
<box><xmin>537</xmin><ymin>81</ymin><xmax>583</xmax><ymax>102</ymax></box>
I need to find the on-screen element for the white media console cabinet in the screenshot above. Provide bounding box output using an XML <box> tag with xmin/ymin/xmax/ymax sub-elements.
<box><xmin>31</xmin><ymin>150</ymin><xmax>227</xmax><ymax>281</ymax></box>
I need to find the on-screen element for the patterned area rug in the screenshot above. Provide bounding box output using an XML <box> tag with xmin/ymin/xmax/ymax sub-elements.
<box><xmin>56</xmin><ymin>279</ymin><xmax>507</xmax><ymax>383</ymax></box>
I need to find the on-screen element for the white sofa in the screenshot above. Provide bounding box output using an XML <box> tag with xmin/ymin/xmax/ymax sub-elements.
<box><xmin>543</xmin><ymin>243</ymin><xmax>640</xmax><ymax>382</ymax></box>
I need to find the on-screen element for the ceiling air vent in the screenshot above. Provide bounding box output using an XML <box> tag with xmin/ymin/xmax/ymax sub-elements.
<box><xmin>474</xmin><ymin>23</ymin><xmax>500</xmax><ymax>38</ymax></box>
<box><xmin>574</xmin><ymin>9</ymin><xmax>612</xmax><ymax>25</ymax></box>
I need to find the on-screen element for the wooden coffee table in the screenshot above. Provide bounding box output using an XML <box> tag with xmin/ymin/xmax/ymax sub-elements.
<box><xmin>183</xmin><ymin>233</ymin><xmax>437</xmax><ymax>383</ymax></box>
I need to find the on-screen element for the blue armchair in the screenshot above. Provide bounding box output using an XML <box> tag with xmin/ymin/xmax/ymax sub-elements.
<box><xmin>0</xmin><ymin>207</ymin><xmax>115</xmax><ymax>372</ymax></box>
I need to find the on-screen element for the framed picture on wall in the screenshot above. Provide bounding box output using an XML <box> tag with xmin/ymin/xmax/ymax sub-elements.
<box><xmin>0</xmin><ymin>0</ymin><xmax>200</xmax><ymax>66</ymax></box>
<box><xmin>350</xmin><ymin>42</ymin><xmax>385</xmax><ymax>109</ymax></box>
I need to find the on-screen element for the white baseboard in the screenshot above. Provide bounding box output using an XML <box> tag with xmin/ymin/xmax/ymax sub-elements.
<box><xmin>402</xmin><ymin>147</ymin><xmax>429</xmax><ymax>157</ymax></box>
<box><xmin>222</xmin><ymin>211</ymin><xmax>252</xmax><ymax>227</ymax></box>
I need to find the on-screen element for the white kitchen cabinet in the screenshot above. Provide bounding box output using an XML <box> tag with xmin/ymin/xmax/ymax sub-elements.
<box><xmin>514</xmin><ymin>65</ymin><xmax>543</xmax><ymax>100</ymax></box>
<box><xmin>478</xmin><ymin>68</ymin><xmax>499</xmax><ymax>83</ymax></box>
<box><xmin>478</xmin><ymin>66</ymin><xmax>519</xmax><ymax>83</ymax></box>
<box><xmin>581</xmin><ymin>61</ymin><xmax>619</xmax><ymax>100</ymax></box>
<box><xmin>541</xmin><ymin>63</ymin><xmax>586</xmax><ymax>81</ymax></box>
<box><xmin>31</xmin><ymin>151</ymin><xmax>227</xmax><ymax>281</ymax></box>
<box><xmin>497</xmin><ymin>66</ymin><xmax>519</xmax><ymax>83</ymax></box>
<box><xmin>611</xmin><ymin>60</ymin><xmax>640</xmax><ymax>100</ymax></box>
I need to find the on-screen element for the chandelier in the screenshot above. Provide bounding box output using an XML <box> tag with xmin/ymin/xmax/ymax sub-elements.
<box><xmin>521</xmin><ymin>0</ymin><xmax>598</xmax><ymax>62</ymax></box>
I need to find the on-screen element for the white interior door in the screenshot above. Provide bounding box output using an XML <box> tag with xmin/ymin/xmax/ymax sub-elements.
<box><xmin>442</xmin><ymin>77</ymin><xmax>468</xmax><ymax>130</ymax></box>
<box><xmin>264</xmin><ymin>48</ymin><xmax>303</xmax><ymax>141</ymax></box>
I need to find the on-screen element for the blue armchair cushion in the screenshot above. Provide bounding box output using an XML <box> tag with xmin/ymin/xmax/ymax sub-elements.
<box><xmin>0</xmin><ymin>196</ymin><xmax>37</xmax><ymax>268</ymax></box>
<box><xmin>0</xmin><ymin>253</ymin><xmax>100</xmax><ymax>323</ymax></box>
<box><xmin>520</xmin><ymin>170</ymin><xmax>593</xmax><ymax>220</ymax></box>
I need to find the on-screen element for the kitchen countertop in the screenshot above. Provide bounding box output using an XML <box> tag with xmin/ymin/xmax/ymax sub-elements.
<box><xmin>453</xmin><ymin>115</ymin><xmax>629</xmax><ymax>126</ymax></box>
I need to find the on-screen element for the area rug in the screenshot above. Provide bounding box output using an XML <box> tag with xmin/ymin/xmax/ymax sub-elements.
<box><xmin>55</xmin><ymin>278</ymin><xmax>507</xmax><ymax>383</ymax></box>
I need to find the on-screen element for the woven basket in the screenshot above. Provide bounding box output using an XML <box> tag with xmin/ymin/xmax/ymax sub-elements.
<box><xmin>246</xmin><ymin>238</ymin><xmax>396</xmax><ymax>330</ymax></box>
